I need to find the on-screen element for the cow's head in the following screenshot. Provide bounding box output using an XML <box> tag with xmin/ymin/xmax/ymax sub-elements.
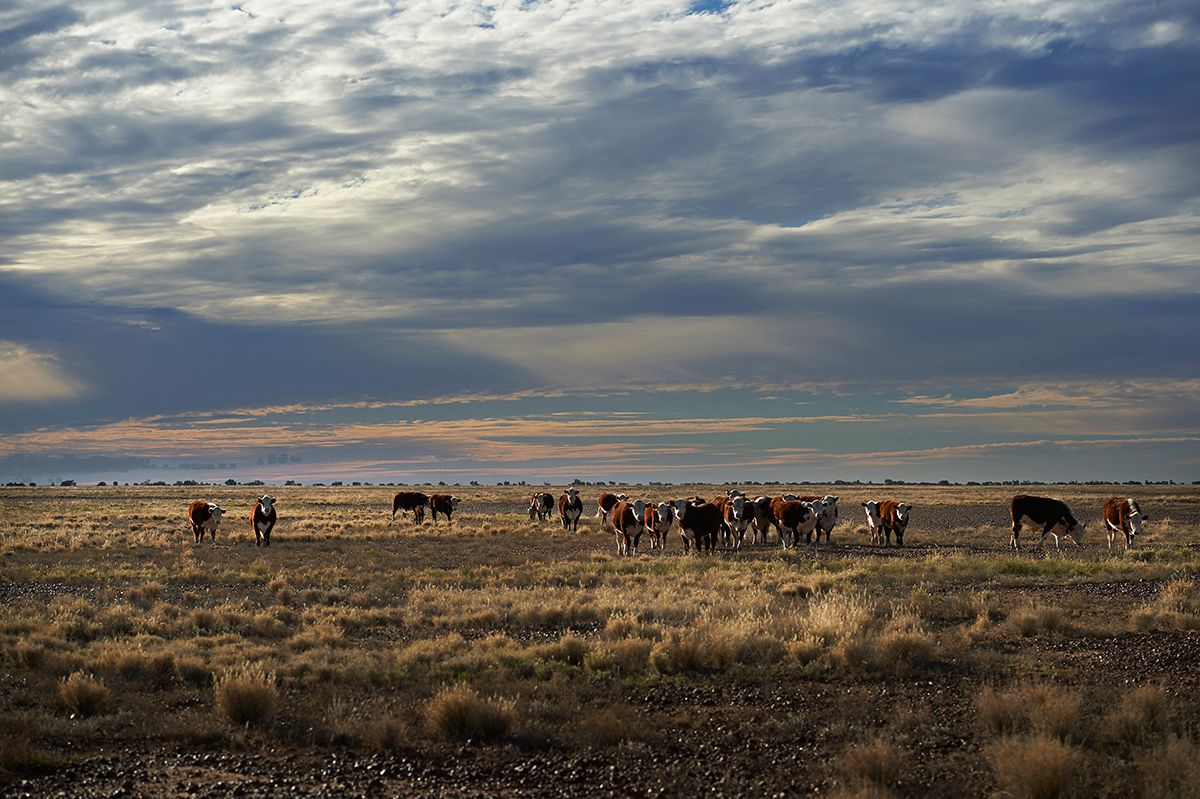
<box><xmin>862</xmin><ymin>501</ymin><xmax>881</xmax><ymax>526</ymax></box>
<box><xmin>616</xmin><ymin>493</ymin><xmax>628</xmax><ymax>501</ymax></box>
<box><xmin>730</xmin><ymin>496</ymin><xmax>747</xmax><ymax>519</ymax></box>
<box><xmin>727</xmin><ymin>489</ymin><xmax>745</xmax><ymax>498</ymax></box>
<box><xmin>1061</xmin><ymin>518</ymin><xmax>1085</xmax><ymax>545</ymax></box>
<box><xmin>258</xmin><ymin>496</ymin><xmax>275</xmax><ymax>515</ymax></box>
<box><xmin>895</xmin><ymin>503</ymin><xmax>912</xmax><ymax>525</ymax></box>
<box><xmin>1128</xmin><ymin>499</ymin><xmax>1149</xmax><ymax>536</ymax></box>
<box><xmin>672</xmin><ymin>498</ymin><xmax>691</xmax><ymax>520</ymax></box>
<box><xmin>821</xmin><ymin>495</ymin><xmax>839</xmax><ymax>519</ymax></box>
<box><xmin>782</xmin><ymin>493</ymin><xmax>798</xmax><ymax>501</ymax></box>
<box><xmin>566</xmin><ymin>487</ymin><xmax>579</xmax><ymax>500</ymax></box>
<box><xmin>655</xmin><ymin>502</ymin><xmax>674</xmax><ymax>526</ymax></box>
<box><xmin>207</xmin><ymin>503</ymin><xmax>225</xmax><ymax>522</ymax></box>
<box><xmin>632</xmin><ymin>499</ymin><xmax>647</xmax><ymax>519</ymax></box>
<box><xmin>805</xmin><ymin>499</ymin><xmax>825</xmax><ymax>519</ymax></box>
<box><xmin>450</xmin><ymin>496</ymin><xmax>461</xmax><ymax>509</ymax></box>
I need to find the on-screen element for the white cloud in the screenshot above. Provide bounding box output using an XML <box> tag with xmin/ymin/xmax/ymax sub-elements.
<box><xmin>0</xmin><ymin>341</ymin><xmax>85</xmax><ymax>403</ymax></box>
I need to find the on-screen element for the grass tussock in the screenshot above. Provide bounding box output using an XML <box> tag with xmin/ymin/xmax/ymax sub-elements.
<box><xmin>421</xmin><ymin>683</ymin><xmax>516</xmax><ymax>743</ymax></box>
<box><xmin>1005</xmin><ymin>605</ymin><xmax>1070</xmax><ymax>638</ymax></box>
<box><xmin>1139</xmin><ymin>736</ymin><xmax>1200</xmax><ymax>799</ymax></box>
<box><xmin>1107</xmin><ymin>684</ymin><xmax>1170</xmax><ymax>746</ymax></box>
<box><xmin>976</xmin><ymin>684</ymin><xmax>1082</xmax><ymax>741</ymax></box>
<box><xmin>213</xmin><ymin>662</ymin><xmax>277</xmax><ymax>727</ymax></box>
<box><xmin>839</xmin><ymin>737</ymin><xmax>903</xmax><ymax>789</ymax></box>
<box><xmin>986</xmin><ymin>735</ymin><xmax>1082</xmax><ymax>799</ymax></box>
<box><xmin>1133</xmin><ymin>580</ymin><xmax>1200</xmax><ymax>631</ymax></box>
<box><xmin>58</xmin><ymin>671</ymin><xmax>111</xmax><ymax>717</ymax></box>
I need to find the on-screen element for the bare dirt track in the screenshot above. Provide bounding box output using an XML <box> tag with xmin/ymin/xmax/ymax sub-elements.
<box><xmin>3</xmin><ymin>483</ymin><xmax>1200</xmax><ymax>798</ymax></box>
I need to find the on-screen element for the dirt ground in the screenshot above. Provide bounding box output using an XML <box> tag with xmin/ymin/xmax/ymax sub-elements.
<box><xmin>3</xmin><ymin>483</ymin><xmax>1199</xmax><ymax>798</ymax></box>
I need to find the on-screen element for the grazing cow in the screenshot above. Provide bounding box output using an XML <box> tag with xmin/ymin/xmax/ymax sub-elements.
<box><xmin>1010</xmin><ymin>495</ymin><xmax>1083</xmax><ymax>551</ymax></box>
<box><xmin>558</xmin><ymin>488</ymin><xmax>584</xmax><ymax>532</ymax></box>
<box><xmin>611</xmin><ymin>499</ymin><xmax>648</xmax><ymax>556</ymax></box>
<box><xmin>861</xmin><ymin>500</ymin><xmax>911</xmax><ymax>547</ymax></box>
<box><xmin>596</xmin><ymin>492</ymin><xmax>628</xmax><ymax>529</ymax></box>
<box><xmin>187</xmin><ymin>500</ymin><xmax>226</xmax><ymax>543</ymax></box>
<box><xmin>672</xmin><ymin>499</ymin><xmax>724</xmax><ymax>554</ymax></box>
<box><xmin>1103</xmin><ymin>497</ymin><xmax>1149</xmax><ymax>551</ymax></box>
<box><xmin>528</xmin><ymin>492</ymin><xmax>555</xmax><ymax>522</ymax></box>
<box><xmin>251</xmin><ymin>495</ymin><xmax>277</xmax><ymax>547</ymax></box>
<box><xmin>748</xmin><ymin>496</ymin><xmax>777</xmax><ymax>544</ymax></box>
<box><xmin>429</xmin><ymin>494</ymin><xmax>460</xmax><ymax>524</ymax></box>
<box><xmin>796</xmin><ymin>495</ymin><xmax>839</xmax><ymax>544</ymax></box>
<box><xmin>722</xmin><ymin>495</ymin><xmax>753</xmax><ymax>550</ymax></box>
<box><xmin>775</xmin><ymin>499</ymin><xmax>822</xmax><ymax>549</ymax></box>
<box><xmin>642</xmin><ymin>501</ymin><xmax>674</xmax><ymax>551</ymax></box>
<box><xmin>391</xmin><ymin>491</ymin><xmax>429</xmax><ymax>524</ymax></box>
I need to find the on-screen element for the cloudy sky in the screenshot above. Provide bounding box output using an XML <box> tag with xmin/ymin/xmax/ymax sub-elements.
<box><xmin>1</xmin><ymin>0</ymin><xmax>1197</xmax><ymax>484</ymax></box>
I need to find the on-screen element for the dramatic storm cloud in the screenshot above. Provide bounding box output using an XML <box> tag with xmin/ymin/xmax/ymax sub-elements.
<box><xmin>1</xmin><ymin>0</ymin><xmax>1197</xmax><ymax>482</ymax></box>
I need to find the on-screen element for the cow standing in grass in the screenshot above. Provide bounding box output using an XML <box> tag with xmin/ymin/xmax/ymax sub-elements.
<box><xmin>642</xmin><ymin>501</ymin><xmax>674</xmax><ymax>551</ymax></box>
<box><xmin>188</xmin><ymin>500</ymin><xmax>226</xmax><ymax>543</ymax></box>
<box><xmin>596</xmin><ymin>492</ymin><xmax>627</xmax><ymax>530</ymax></box>
<box><xmin>429</xmin><ymin>494</ymin><xmax>460</xmax><ymax>524</ymax></box>
<box><xmin>558</xmin><ymin>488</ymin><xmax>583</xmax><ymax>532</ymax></box>
<box><xmin>251</xmin><ymin>495</ymin><xmax>277</xmax><ymax>547</ymax></box>
<box><xmin>722</xmin><ymin>495</ymin><xmax>753</xmax><ymax>550</ymax></box>
<box><xmin>796</xmin><ymin>495</ymin><xmax>839</xmax><ymax>544</ymax></box>
<box><xmin>1010</xmin><ymin>495</ymin><xmax>1083</xmax><ymax>551</ymax></box>
<box><xmin>390</xmin><ymin>491</ymin><xmax>429</xmax><ymax>524</ymax></box>
<box><xmin>748</xmin><ymin>496</ymin><xmax>777</xmax><ymax>544</ymax></box>
<box><xmin>611</xmin><ymin>499</ymin><xmax>648</xmax><ymax>556</ymax></box>
<box><xmin>672</xmin><ymin>499</ymin><xmax>723</xmax><ymax>554</ymax></box>
<box><xmin>528</xmin><ymin>492</ymin><xmax>554</xmax><ymax>522</ymax></box>
<box><xmin>774</xmin><ymin>499</ymin><xmax>822</xmax><ymax>549</ymax></box>
<box><xmin>1103</xmin><ymin>497</ymin><xmax>1149</xmax><ymax>551</ymax></box>
<box><xmin>862</xmin><ymin>500</ymin><xmax>911</xmax><ymax>547</ymax></box>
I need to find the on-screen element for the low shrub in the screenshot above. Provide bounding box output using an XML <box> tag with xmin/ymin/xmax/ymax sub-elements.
<box><xmin>986</xmin><ymin>735</ymin><xmax>1081</xmax><ymax>799</ymax></box>
<box><xmin>213</xmin><ymin>662</ymin><xmax>277</xmax><ymax>727</ymax></box>
<box><xmin>59</xmin><ymin>672</ymin><xmax>110</xmax><ymax>717</ymax></box>
<box><xmin>421</xmin><ymin>683</ymin><xmax>516</xmax><ymax>743</ymax></box>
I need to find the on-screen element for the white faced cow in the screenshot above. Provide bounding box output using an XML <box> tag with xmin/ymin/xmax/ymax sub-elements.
<box><xmin>672</xmin><ymin>499</ymin><xmax>723</xmax><ymax>555</ymax></box>
<box><xmin>862</xmin><ymin>500</ymin><xmax>911</xmax><ymax>547</ymax></box>
<box><xmin>643</xmin><ymin>501</ymin><xmax>674</xmax><ymax>551</ymax></box>
<box><xmin>1103</xmin><ymin>497</ymin><xmax>1149</xmax><ymax>551</ymax></box>
<box><xmin>611</xmin><ymin>499</ymin><xmax>648</xmax><ymax>556</ymax></box>
<box><xmin>528</xmin><ymin>492</ymin><xmax>555</xmax><ymax>522</ymax></box>
<box><xmin>558</xmin><ymin>488</ymin><xmax>584</xmax><ymax>532</ymax></box>
<box><xmin>722</xmin><ymin>495</ymin><xmax>753</xmax><ymax>550</ymax></box>
<box><xmin>188</xmin><ymin>500</ymin><xmax>226</xmax><ymax>544</ymax></box>
<box><xmin>797</xmin><ymin>494</ymin><xmax>839</xmax><ymax>544</ymax></box>
<box><xmin>251</xmin><ymin>495</ymin><xmax>277</xmax><ymax>547</ymax></box>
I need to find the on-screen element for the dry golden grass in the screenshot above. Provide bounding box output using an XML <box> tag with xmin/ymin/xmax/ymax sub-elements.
<box><xmin>421</xmin><ymin>683</ymin><xmax>516</xmax><ymax>742</ymax></box>
<box><xmin>57</xmin><ymin>672</ymin><xmax>110</xmax><ymax>718</ymax></box>
<box><xmin>1139</xmin><ymin>736</ymin><xmax>1200</xmax><ymax>799</ymax></box>
<box><xmin>839</xmin><ymin>737</ymin><xmax>903</xmax><ymax>788</ymax></box>
<box><xmin>1107</xmin><ymin>684</ymin><xmax>1171</xmax><ymax>746</ymax></box>
<box><xmin>987</xmin><ymin>735</ymin><xmax>1082</xmax><ymax>799</ymax></box>
<box><xmin>976</xmin><ymin>684</ymin><xmax>1082</xmax><ymax>741</ymax></box>
<box><xmin>213</xmin><ymin>662</ymin><xmax>277</xmax><ymax>727</ymax></box>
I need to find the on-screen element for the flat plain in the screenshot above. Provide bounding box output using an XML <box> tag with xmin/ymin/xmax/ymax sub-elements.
<box><xmin>3</xmin><ymin>483</ymin><xmax>1200</xmax><ymax>798</ymax></box>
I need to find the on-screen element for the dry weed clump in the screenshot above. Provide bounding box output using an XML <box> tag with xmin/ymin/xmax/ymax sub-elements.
<box><xmin>125</xmin><ymin>582</ymin><xmax>163</xmax><ymax>609</ymax></box>
<box><xmin>1005</xmin><ymin>605</ymin><xmax>1069</xmax><ymax>637</ymax></box>
<box><xmin>806</xmin><ymin>592</ymin><xmax>873</xmax><ymax>644</ymax></box>
<box><xmin>1107</xmin><ymin>684</ymin><xmax>1170</xmax><ymax>746</ymax></box>
<box><xmin>1139</xmin><ymin>736</ymin><xmax>1200</xmax><ymax>799</ymax></box>
<box><xmin>534</xmin><ymin>633</ymin><xmax>589</xmax><ymax>666</ymax></box>
<box><xmin>58</xmin><ymin>672</ymin><xmax>111</xmax><ymax>717</ymax></box>
<box><xmin>839</xmin><ymin>737</ymin><xmax>903</xmax><ymax>789</ymax></box>
<box><xmin>585</xmin><ymin>638</ymin><xmax>653</xmax><ymax>675</ymax></box>
<box><xmin>1132</xmin><ymin>580</ymin><xmax>1200</xmax><ymax>631</ymax></box>
<box><xmin>986</xmin><ymin>735</ymin><xmax>1082</xmax><ymax>799</ymax></box>
<box><xmin>421</xmin><ymin>684</ymin><xmax>516</xmax><ymax>743</ymax></box>
<box><xmin>213</xmin><ymin>662</ymin><xmax>277</xmax><ymax>727</ymax></box>
<box><xmin>976</xmin><ymin>684</ymin><xmax>1082</xmax><ymax>741</ymax></box>
<box><xmin>174</xmin><ymin>657</ymin><xmax>211</xmax><ymax>687</ymax></box>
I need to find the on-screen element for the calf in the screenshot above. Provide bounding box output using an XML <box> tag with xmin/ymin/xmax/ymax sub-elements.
<box><xmin>429</xmin><ymin>494</ymin><xmax>460</xmax><ymax>524</ymax></box>
<box><xmin>642</xmin><ymin>501</ymin><xmax>674</xmax><ymax>551</ymax></box>
<box><xmin>1010</xmin><ymin>495</ymin><xmax>1083</xmax><ymax>550</ymax></box>
<box><xmin>188</xmin><ymin>500</ymin><xmax>226</xmax><ymax>543</ymax></box>
<box><xmin>672</xmin><ymin>499</ymin><xmax>723</xmax><ymax>554</ymax></box>
<box><xmin>528</xmin><ymin>492</ymin><xmax>555</xmax><ymax>522</ymax></box>
<box><xmin>611</xmin><ymin>499</ymin><xmax>648</xmax><ymax>556</ymax></box>
<box><xmin>862</xmin><ymin>500</ymin><xmax>911</xmax><ymax>547</ymax></box>
<box><xmin>796</xmin><ymin>495</ymin><xmax>839</xmax><ymax>544</ymax></box>
<box><xmin>1103</xmin><ymin>497</ymin><xmax>1149</xmax><ymax>551</ymax></box>
<box><xmin>251</xmin><ymin>495</ymin><xmax>277</xmax><ymax>547</ymax></box>
<box><xmin>390</xmin><ymin>491</ymin><xmax>429</xmax><ymax>524</ymax></box>
<box><xmin>775</xmin><ymin>499</ymin><xmax>822</xmax><ymax>549</ymax></box>
<box><xmin>558</xmin><ymin>488</ymin><xmax>584</xmax><ymax>532</ymax></box>
<box><xmin>596</xmin><ymin>492</ymin><xmax>628</xmax><ymax>529</ymax></box>
<box><xmin>722</xmin><ymin>495</ymin><xmax>753</xmax><ymax>550</ymax></box>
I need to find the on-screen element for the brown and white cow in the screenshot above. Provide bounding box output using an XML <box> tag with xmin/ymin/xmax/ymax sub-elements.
<box><xmin>796</xmin><ymin>495</ymin><xmax>839</xmax><ymax>544</ymax></box>
<box><xmin>722</xmin><ymin>495</ymin><xmax>753</xmax><ymax>550</ymax></box>
<box><xmin>642</xmin><ymin>501</ymin><xmax>674</xmax><ymax>551</ymax></box>
<box><xmin>188</xmin><ymin>500</ymin><xmax>226</xmax><ymax>543</ymax></box>
<box><xmin>775</xmin><ymin>499</ymin><xmax>822</xmax><ymax>549</ymax></box>
<box><xmin>747</xmin><ymin>496</ymin><xmax>777</xmax><ymax>544</ymax></box>
<box><xmin>390</xmin><ymin>491</ymin><xmax>429</xmax><ymax>524</ymax></box>
<box><xmin>251</xmin><ymin>495</ymin><xmax>277</xmax><ymax>547</ymax></box>
<box><xmin>862</xmin><ymin>500</ymin><xmax>911</xmax><ymax>547</ymax></box>
<box><xmin>429</xmin><ymin>494</ymin><xmax>460</xmax><ymax>524</ymax></box>
<box><xmin>1010</xmin><ymin>495</ymin><xmax>1083</xmax><ymax>551</ymax></box>
<box><xmin>611</xmin><ymin>499</ymin><xmax>648</xmax><ymax>556</ymax></box>
<box><xmin>528</xmin><ymin>492</ymin><xmax>555</xmax><ymax>522</ymax></box>
<box><xmin>558</xmin><ymin>488</ymin><xmax>584</xmax><ymax>532</ymax></box>
<box><xmin>596</xmin><ymin>492</ymin><xmax>628</xmax><ymax>529</ymax></box>
<box><xmin>672</xmin><ymin>499</ymin><xmax>723</xmax><ymax>554</ymax></box>
<box><xmin>1103</xmin><ymin>497</ymin><xmax>1149</xmax><ymax>551</ymax></box>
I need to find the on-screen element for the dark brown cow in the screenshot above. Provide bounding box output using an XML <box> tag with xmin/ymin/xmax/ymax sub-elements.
<box><xmin>251</xmin><ymin>495</ymin><xmax>277</xmax><ymax>547</ymax></box>
<box><xmin>528</xmin><ymin>492</ymin><xmax>554</xmax><ymax>521</ymax></box>
<box><xmin>747</xmin><ymin>496</ymin><xmax>777</xmax><ymax>544</ymax></box>
<box><xmin>1103</xmin><ymin>497</ymin><xmax>1149</xmax><ymax>551</ymax></box>
<box><xmin>429</xmin><ymin>494</ymin><xmax>460</xmax><ymax>524</ymax></box>
<box><xmin>187</xmin><ymin>500</ymin><xmax>226</xmax><ymax>543</ymax></box>
<box><xmin>596</xmin><ymin>492</ymin><xmax>628</xmax><ymax>529</ymax></box>
<box><xmin>611</xmin><ymin>499</ymin><xmax>648</xmax><ymax>556</ymax></box>
<box><xmin>1010</xmin><ymin>495</ymin><xmax>1083</xmax><ymax>550</ymax></box>
<box><xmin>642</xmin><ymin>501</ymin><xmax>674</xmax><ymax>551</ymax></box>
<box><xmin>671</xmin><ymin>499</ymin><xmax>723</xmax><ymax>554</ymax></box>
<box><xmin>775</xmin><ymin>500</ymin><xmax>820</xmax><ymax>549</ymax></box>
<box><xmin>558</xmin><ymin>488</ymin><xmax>583</xmax><ymax>532</ymax></box>
<box><xmin>391</xmin><ymin>491</ymin><xmax>429</xmax><ymax>524</ymax></box>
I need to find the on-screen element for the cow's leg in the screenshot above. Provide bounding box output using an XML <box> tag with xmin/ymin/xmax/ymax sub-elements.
<box><xmin>255</xmin><ymin>527</ymin><xmax>262</xmax><ymax>547</ymax></box>
<box><xmin>1040</xmin><ymin>521</ymin><xmax>1056</xmax><ymax>549</ymax></box>
<box><xmin>1126</xmin><ymin>530</ymin><xmax>1134</xmax><ymax>550</ymax></box>
<box><xmin>1107</xmin><ymin>523</ymin><xmax>1116</xmax><ymax>551</ymax></box>
<box><xmin>1011</xmin><ymin>519</ymin><xmax>1022</xmax><ymax>551</ymax></box>
<box><xmin>895</xmin><ymin>527</ymin><xmax>904</xmax><ymax>547</ymax></box>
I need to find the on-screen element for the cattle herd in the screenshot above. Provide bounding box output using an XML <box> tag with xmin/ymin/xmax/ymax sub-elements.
<box><xmin>183</xmin><ymin>489</ymin><xmax>1152</xmax><ymax>554</ymax></box>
